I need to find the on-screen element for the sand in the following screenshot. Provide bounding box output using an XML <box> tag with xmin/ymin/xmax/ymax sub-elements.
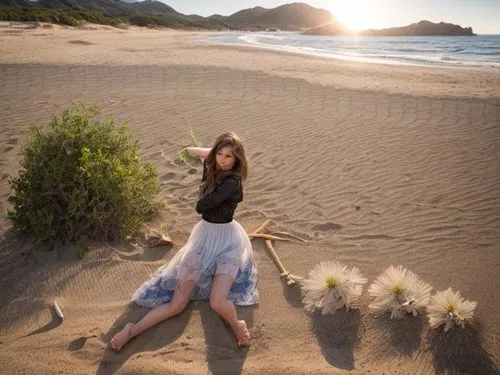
<box><xmin>0</xmin><ymin>23</ymin><xmax>499</xmax><ymax>374</ymax></box>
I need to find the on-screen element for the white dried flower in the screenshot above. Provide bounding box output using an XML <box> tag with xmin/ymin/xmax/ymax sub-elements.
<box><xmin>368</xmin><ymin>265</ymin><xmax>432</xmax><ymax>319</ymax></box>
<box><xmin>427</xmin><ymin>288</ymin><xmax>477</xmax><ymax>332</ymax></box>
<box><xmin>301</xmin><ymin>260</ymin><xmax>367</xmax><ymax>315</ymax></box>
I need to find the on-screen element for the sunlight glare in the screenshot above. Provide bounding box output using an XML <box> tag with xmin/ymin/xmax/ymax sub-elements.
<box><xmin>328</xmin><ymin>0</ymin><xmax>386</xmax><ymax>32</ymax></box>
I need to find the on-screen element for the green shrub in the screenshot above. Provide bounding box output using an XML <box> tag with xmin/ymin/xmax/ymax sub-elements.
<box><xmin>8</xmin><ymin>103</ymin><xmax>160</xmax><ymax>245</ymax></box>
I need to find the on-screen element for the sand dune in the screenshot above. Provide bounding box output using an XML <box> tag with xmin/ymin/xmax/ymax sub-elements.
<box><xmin>0</xmin><ymin>24</ymin><xmax>499</xmax><ymax>374</ymax></box>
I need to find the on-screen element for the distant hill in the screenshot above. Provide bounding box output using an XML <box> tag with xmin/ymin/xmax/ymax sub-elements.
<box><xmin>208</xmin><ymin>14</ymin><xmax>228</xmax><ymax>22</ymax></box>
<box><xmin>0</xmin><ymin>0</ymin><xmax>33</xmax><ymax>6</ymax></box>
<box><xmin>360</xmin><ymin>20</ymin><xmax>476</xmax><ymax>36</ymax></box>
<box><xmin>0</xmin><ymin>0</ymin><xmax>228</xmax><ymax>28</ymax></box>
<box><xmin>305</xmin><ymin>20</ymin><xmax>476</xmax><ymax>36</ymax></box>
<box><xmin>226</xmin><ymin>2</ymin><xmax>333</xmax><ymax>31</ymax></box>
<box><xmin>34</xmin><ymin>0</ymin><xmax>139</xmax><ymax>18</ymax></box>
<box><xmin>129</xmin><ymin>0</ymin><xmax>178</xmax><ymax>16</ymax></box>
<box><xmin>0</xmin><ymin>0</ymin><xmax>332</xmax><ymax>31</ymax></box>
<box><xmin>225</xmin><ymin>6</ymin><xmax>268</xmax><ymax>27</ymax></box>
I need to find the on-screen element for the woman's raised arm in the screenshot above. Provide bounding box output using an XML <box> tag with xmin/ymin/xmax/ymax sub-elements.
<box><xmin>185</xmin><ymin>147</ymin><xmax>211</xmax><ymax>159</ymax></box>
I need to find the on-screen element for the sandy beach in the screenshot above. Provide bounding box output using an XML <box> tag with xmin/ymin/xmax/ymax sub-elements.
<box><xmin>0</xmin><ymin>24</ymin><xmax>499</xmax><ymax>374</ymax></box>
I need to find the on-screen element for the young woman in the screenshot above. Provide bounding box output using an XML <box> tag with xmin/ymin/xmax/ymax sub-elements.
<box><xmin>111</xmin><ymin>132</ymin><xmax>258</xmax><ymax>351</ymax></box>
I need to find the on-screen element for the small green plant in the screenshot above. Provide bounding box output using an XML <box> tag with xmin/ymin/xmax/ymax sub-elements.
<box><xmin>8</xmin><ymin>103</ymin><xmax>160</xmax><ymax>246</ymax></box>
<box><xmin>179</xmin><ymin>129</ymin><xmax>199</xmax><ymax>163</ymax></box>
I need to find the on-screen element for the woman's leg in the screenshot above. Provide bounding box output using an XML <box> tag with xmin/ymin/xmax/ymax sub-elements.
<box><xmin>209</xmin><ymin>274</ymin><xmax>250</xmax><ymax>347</ymax></box>
<box><xmin>111</xmin><ymin>280</ymin><xmax>196</xmax><ymax>351</ymax></box>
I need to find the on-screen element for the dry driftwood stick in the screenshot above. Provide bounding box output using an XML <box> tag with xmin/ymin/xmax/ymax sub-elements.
<box><xmin>248</xmin><ymin>220</ymin><xmax>304</xmax><ymax>243</ymax></box>
<box><xmin>250</xmin><ymin>233</ymin><xmax>291</xmax><ymax>242</ymax></box>
<box><xmin>248</xmin><ymin>219</ymin><xmax>272</xmax><ymax>238</ymax></box>
<box><xmin>248</xmin><ymin>220</ymin><xmax>291</xmax><ymax>242</ymax></box>
<box><xmin>253</xmin><ymin>219</ymin><xmax>272</xmax><ymax>234</ymax></box>
<box><xmin>272</xmin><ymin>231</ymin><xmax>308</xmax><ymax>243</ymax></box>
<box><xmin>265</xmin><ymin>240</ymin><xmax>301</xmax><ymax>286</ymax></box>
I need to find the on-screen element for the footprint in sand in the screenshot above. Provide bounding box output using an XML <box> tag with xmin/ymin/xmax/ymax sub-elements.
<box><xmin>160</xmin><ymin>172</ymin><xmax>176</xmax><ymax>181</ymax></box>
<box><xmin>311</xmin><ymin>222</ymin><xmax>343</xmax><ymax>232</ymax></box>
<box><xmin>68</xmin><ymin>40</ymin><xmax>94</xmax><ymax>46</ymax></box>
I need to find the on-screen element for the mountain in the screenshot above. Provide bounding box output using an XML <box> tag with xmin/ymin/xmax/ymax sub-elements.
<box><xmin>305</xmin><ymin>20</ymin><xmax>476</xmax><ymax>36</ymax></box>
<box><xmin>225</xmin><ymin>6</ymin><xmax>268</xmax><ymax>26</ymax></box>
<box><xmin>129</xmin><ymin>0</ymin><xmax>178</xmax><ymax>16</ymax></box>
<box><xmin>226</xmin><ymin>2</ymin><xmax>333</xmax><ymax>31</ymax></box>
<box><xmin>0</xmin><ymin>1</ymin><xmax>332</xmax><ymax>31</ymax></box>
<box><xmin>121</xmin><ymin>0</ymin><xmax>223</xmax><ymax>29</ymax></box>
<box><xmin>208</xmin><ymin>14</ymin><xmax>228</xmax><ymax>22</ymax></box>
<box><xmin>0</xmin><ymin>0</ymin><xmax>34</xmax><ymax>6</ymax></box>
<box><xmin>0</xmin><ymin>0</ymin><xmax>228</xmax><ymax>28</ymax></box>
<box><xmin>359</xmin><ymin>20</ymin><xmax>476</xmax><ymax>36</ymax></box>
<box><xmin>36</xmin><ymin>0</ymin><xmax>139</xmax><ymax>18</ymax></box>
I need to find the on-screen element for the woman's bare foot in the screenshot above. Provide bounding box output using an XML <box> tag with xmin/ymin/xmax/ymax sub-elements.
<box><xmin>232</xmin><ymin>320</ymin><xmax>250</xmax><ymax>347</ymax></box>
<box><xmin>111</xmin><ymin>323</ymin><xmax>134</xmax><ymax>352</ymax></box>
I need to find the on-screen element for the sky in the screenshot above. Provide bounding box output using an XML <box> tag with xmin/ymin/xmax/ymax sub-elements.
<box><xmin>162</xmin><ymin>0</ymin><xmax>500</xmax><ymax>34</ymax></box>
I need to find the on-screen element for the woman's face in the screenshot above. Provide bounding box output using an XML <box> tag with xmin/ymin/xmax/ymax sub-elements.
<box><xmin>216</xmin><ymin>146</ymin><xmax>236</xmax><ymax>171</ymax></box>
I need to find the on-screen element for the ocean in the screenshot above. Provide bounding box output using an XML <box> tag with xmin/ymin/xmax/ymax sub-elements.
<box><xmin>205</xmin><ymin>32</ymin><xmax>500</xmax><ymax>69</ymax></box>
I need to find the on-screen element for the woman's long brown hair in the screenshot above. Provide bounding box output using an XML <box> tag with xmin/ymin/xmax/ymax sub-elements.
<box><xmin>201</xmin><ymin>132</ymin><xmax>248</xmax><ymax>195</ymax></box>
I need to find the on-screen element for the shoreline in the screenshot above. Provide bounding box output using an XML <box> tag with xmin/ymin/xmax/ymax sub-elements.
<box><xmin>200</xmin><ymin>32</ymin><xmax>500</xmax><ymax>72</ymax></box>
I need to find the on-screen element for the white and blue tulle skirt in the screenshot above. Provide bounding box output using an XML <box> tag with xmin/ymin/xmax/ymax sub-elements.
<box><xmin>132</xmin><ymin>219</ymin><xmax>259</xmax><ymax>308</ymax></box>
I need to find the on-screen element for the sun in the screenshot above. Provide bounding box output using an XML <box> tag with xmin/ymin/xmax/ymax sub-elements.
<box><xmin>336</xmin><ymin>12</ymin><xmax>375</xmax><ymax>32</ymax></box>
<box><xmin>327</xmin><ymin>1</ymin><xmax>385</xmax><ymax>32</ymax></box>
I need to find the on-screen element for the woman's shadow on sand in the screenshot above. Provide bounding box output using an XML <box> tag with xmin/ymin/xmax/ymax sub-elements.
<box><xmin>199</xmin><ymin>302</ymin><xmax>256</xmax><ymax>375</ymax></box>
<box><xmin>96</xmin><ymin>301</ymin><xmax>255</xmax><ymax>375</ymax></box>
<box><xmin>96</xmin><ymin>302</ymin><xmax>193</xmax><ymax>375</ymax></box>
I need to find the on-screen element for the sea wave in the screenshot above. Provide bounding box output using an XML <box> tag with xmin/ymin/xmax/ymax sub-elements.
<box><xmin>208</xmin><ymin>33</ymin><xmax>500</xmax><ymax>69</ymax></box>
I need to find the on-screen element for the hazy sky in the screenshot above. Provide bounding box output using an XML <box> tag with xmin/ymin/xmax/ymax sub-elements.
<box><xmin>163</xmin><ymin>0</ymin><xmax>500</xmax><ymax>34</ymax></box>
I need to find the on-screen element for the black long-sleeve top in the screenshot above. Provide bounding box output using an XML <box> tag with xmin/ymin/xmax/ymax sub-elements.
<box><xmin>195</xmin><ymin>162</ymin><xmax>243</xmax><ymax>223</ymax></box>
